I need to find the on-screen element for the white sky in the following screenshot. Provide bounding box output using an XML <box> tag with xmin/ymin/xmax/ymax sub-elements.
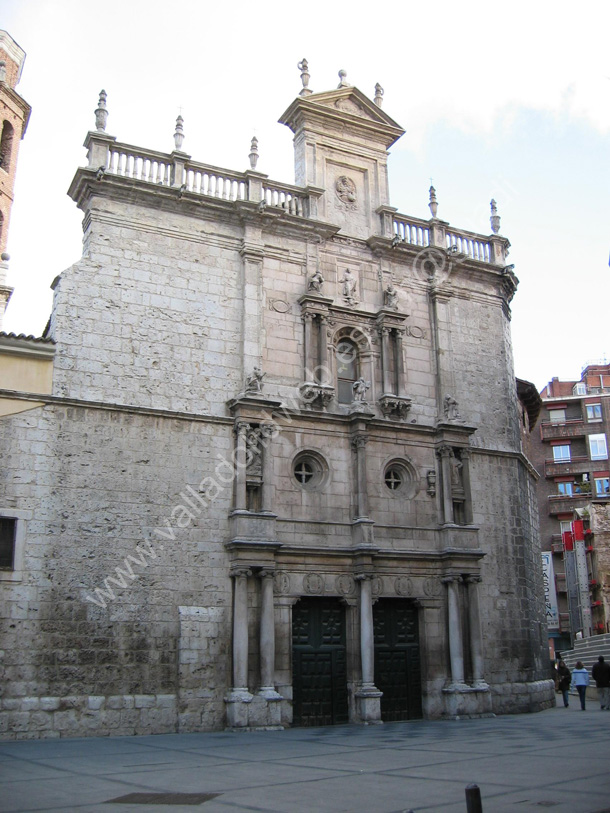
<box><xmin>1</xmin><ymin>0</ymin><xmax>609</xmax><ymax>391</ymax></box>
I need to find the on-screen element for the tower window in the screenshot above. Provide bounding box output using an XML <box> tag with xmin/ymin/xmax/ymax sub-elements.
<box><xmin>0</xmin><ymin>121</ymin><xmax>14</xmax><ymax>172</ymax></box>
<box><xmin>0</xmin><ymin>517</ymin><xmax>17</xmax><ymax>569</ymax></box>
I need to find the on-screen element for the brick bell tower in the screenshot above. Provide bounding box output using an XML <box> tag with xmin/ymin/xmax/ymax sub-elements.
<box><xmin>0</xmin><ymin>30</ymin><xmax>31</xmax><ymax>329</ymax></box>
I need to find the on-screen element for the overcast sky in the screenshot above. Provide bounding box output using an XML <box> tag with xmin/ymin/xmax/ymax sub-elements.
<box><xmin>2</xmin><ymin>0</ymin><xmax>609</xmax><ymax>391</ymax></box>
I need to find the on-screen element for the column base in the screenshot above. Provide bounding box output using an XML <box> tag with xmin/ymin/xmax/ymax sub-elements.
<box><xmin>442</xmin><ymin>682</ymin><xmax>493</xmax><ymax>719</ymax></box>
<box><xmin>224</xmin><ymin>688</ymin><xmax>253</xmax><ymax>728</ymax></box>
<box><xmin>225</xmin><ymin>688</ymin><xmax>285</xmax><ymax>729</ymax></box>
<box><xmin>355</xmin><ymin>685</ymin><xmax>383</xmax><ymax>725</ymax></box>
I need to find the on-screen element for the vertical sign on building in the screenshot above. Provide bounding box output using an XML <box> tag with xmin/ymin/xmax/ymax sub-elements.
<box><xmin>541</xmin><ymin>552</ymin><xmax>559</xmax><ymax>629</ymax></box>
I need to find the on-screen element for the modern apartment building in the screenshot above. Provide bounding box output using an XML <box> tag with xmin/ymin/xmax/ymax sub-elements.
<box><xmin>531</xmin><ymin>363</ymin><xmax>610</xmax><ymax>654</ymax></box>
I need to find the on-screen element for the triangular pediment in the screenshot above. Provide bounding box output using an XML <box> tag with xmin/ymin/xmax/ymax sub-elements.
<box><xmin>279</xmin><ymin>86</ymin><xmax>405</xmax><ymax>148</ymax></box>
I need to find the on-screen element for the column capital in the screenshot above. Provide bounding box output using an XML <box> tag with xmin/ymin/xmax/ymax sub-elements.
<box><xmin>460</xmin><ymin>448</ymin><xmax>472</xmax><ymax>461</ymax></box>
<box><xmin>355</xmin><ymin>572</ymin><xmax>374</xmax><ymax>582</ymax></box>
<box><xmin>465</xmin><ymin>574</ymin><xmax>482</xmax><ymax>584</ymax></box>
<box><xmin>351</xmin><ymin>433</ymin><xmax>369</xmax><ymax>450</ymax></box>
<box><xmin>441</xmin><ymin>575</ymin><xmax>463</xmax><ymax>585</ymax></box>
<box><xmin>235</xmin><ymin>420</ymin><xmax>250</xmax><ymax>437</ymax></box>
<box><xmin>258</xmin><ymin>568</ymin><xmax>276</xmax><ymax>580</ymax></box>
<box><xmin>231</xmin><ymin>567</ymin><xmax>252</xmax><ymax>579</ymax></box>
<box><xmin>437</xmin><ymin>444</ymin><xmax>454</xmax><ymax>459</ymax></box>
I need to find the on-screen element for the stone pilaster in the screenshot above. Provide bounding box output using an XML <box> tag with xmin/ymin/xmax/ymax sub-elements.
<box><xmin>258</xmin><ymin>569</ymin><xmax>282</xmax><ymax>702</ymax></box>
<box><xmin>438</xmin><ymin>445</ymin><xmax>455</xmax><ymax>525</ymax></box>
<box><xmin>460</xmin><ymin>448</ymin><xmax>474</xmax><ymax>525</ymax></box>
<box><xmin>380</xmin><ymin>327</ymin><xmax>393</xmax><ymax>394</ymax></box>
<box><xmin>352</xmin><ymin>433</ymin><xmax>369</xmax><ymax>519</ymax></box>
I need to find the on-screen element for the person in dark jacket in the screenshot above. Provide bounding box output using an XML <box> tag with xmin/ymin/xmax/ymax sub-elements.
<box><xmin>591</xmin><ymin>656</ymin><xmax>610</xmax><ymax>710</ymax></box>
<box><xmin>557</xmin><ymin>660</ymin><xmax>571</xmax><ymax>707</ymax></box>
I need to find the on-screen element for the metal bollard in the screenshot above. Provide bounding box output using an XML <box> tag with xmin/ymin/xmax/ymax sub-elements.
<box><xmin>465</xmin><ymin>783</ymin><xmax>483</xmax><ymax>813</ymax></box>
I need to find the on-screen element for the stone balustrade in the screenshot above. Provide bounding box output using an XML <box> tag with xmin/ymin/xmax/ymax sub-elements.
<box><xmin>84</xmin><ymin>130</ymin><xmax>509</xmax><ymax>265</ymax></box>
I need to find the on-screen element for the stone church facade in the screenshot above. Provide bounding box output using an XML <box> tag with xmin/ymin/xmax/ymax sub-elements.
<box><xmin>0</xmin><ymin>64</ymin><xmax>554</xmax><ymax>738</ymax></box>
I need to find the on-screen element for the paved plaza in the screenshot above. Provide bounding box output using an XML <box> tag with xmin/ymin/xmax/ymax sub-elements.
<box><xmin>1</xmin><ymin>705</ymin><xmax>609</xmax><ymax>813</ymax></box>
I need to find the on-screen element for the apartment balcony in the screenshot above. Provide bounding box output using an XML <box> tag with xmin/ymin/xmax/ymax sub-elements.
<box><xmin>544</xmin><ymin>456</ymin><xmax>591</xmax><ymax>477</ymax></box>
<box><xmin>559</xmin><ymin>612</ymin><xmax>571</xmax><ymax>633</ymax></box>
<box><xmin>551</xmin><ymin>538</ymin><xmax>564</xmax><ymax>554</ymax></box>
<box><xmin>539</xmin><ymin>419</ymin><xmax>603</xmax><ymax>441</ymax></box>
<box><xmin>555</xmin><ymin>575</ymin><xmax>567</xmax><ymax>592</ymax></box>
<box><xmin>548</xmin><ymin>492</ymin><xmax>591</xmax><ymax>515</ymax></box>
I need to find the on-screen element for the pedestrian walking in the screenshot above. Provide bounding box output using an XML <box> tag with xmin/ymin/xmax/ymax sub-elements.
<box><xmin>557</xmin><ymin>660</ymin><xmax>571</xmax><ymax>707</ymax></box>
<box><xmin>572</xmin><ymin>661</ymin><xmax>590</xmax><ymax>710</ymax></box>
<box><xmin>591</xmin><ymin>655</ymin><xmax>610</xmax><ymax>710</ymax></box>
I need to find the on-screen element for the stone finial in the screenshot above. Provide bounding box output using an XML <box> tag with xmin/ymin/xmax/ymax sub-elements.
<box><xmin>173</xmin><ymin>115</ymin><xmax>185</xmax><ymax>151</ymax></box>
<box><xmin>0</xmin><ymin>61</ymin><xmax>6</xmax><ymax>83</ymax></box>
<box><xmin>249</xmin><ymin>136</ymin><xmax>259</xmax><ymax>170</ymax></box>
<box><xmin>298</xmin><ymin>59</ymin><xmax>312</xmax><ymax>96</ymax></box>
<box><xmin>374</xmin><ymin>83</ymin><xmax>384</xmax><ymax>107</ymax></box>
<box><xmin>337</xmin><ymin>69</ymin><xmax>350</xmax><ymax>88</ymax></box>
<box><xmin>95</xmin><ymin>89</ymin><xmax>108</xmax><ymax>132</ymax></box>
<box><xmin>429</xmin><ymin>185</ymin><xmax>438</xmax><ymax>218</ymax></box>
<box><xmin>490</xmin><ymin>199</ymin><xmax>501</xmax><ymax>234</ymax></box>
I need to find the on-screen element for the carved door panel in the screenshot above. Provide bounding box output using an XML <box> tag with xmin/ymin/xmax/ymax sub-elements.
<box><xmin>292</xmin><ymin>598</ymin><xmax>348</xmax><ymax>727</ymax></box>
<box><xmin>374</xmin><ymin>599</ymin><xmax>422</xmax><ymax>721</ymax></box>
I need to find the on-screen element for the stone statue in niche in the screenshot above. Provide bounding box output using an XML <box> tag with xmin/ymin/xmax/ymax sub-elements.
<box><xmin>308</xmin><ymin>270</ymin><xmax>324</xmax><ymax>293</ymax></box>
<box><xmin>450</xmin><ymin>451</ymin><xmax>463</xmax><ymax>488</ymax></box>
<box><xmin>384</xmin><ymin>283</ymin><xmax>399</xmax><ymax>310</ymax></box>
<box><xmin>245</xmin><ymin>427</ymin><xmax>262</xmax><ymax>475</ymax></box>
<box><xmin>245</xmin><ymin>366</ymin><xmax>265</xmax><ymax>394</ymax></box>
<box><xmin>352</xmin><ymin>377</ymin><xmax>370</xmax><ymax>402</ymax></box>
<box><xmin>444</xmin><ymin>394</ymin><xmax>463</xmax><ymax>423</ymax></box>
<box><xmin>340</xmin><ymin>268</ymin><xmax>358</xmax><ymax>305</ymax></box>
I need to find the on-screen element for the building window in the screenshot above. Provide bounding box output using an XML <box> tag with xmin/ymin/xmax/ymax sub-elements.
<box><xmin>384</xmin><ymin>467</ymin><xmax>403</xmax><ymax>490</ymax></box>
<box><xmin>336</xmin><ymin>339</ymin><xmax>358</xmax><ymax>404</ymax></box>
<box><xmin>0</xmin><ymin>517</ymin><xmax>17</xmax><ymax>569</ymax></box>
<box><xmin>589</xmin><ymin>434</ymin><xmax>608</xmax><ymax>461</ymax></box>
<box><xmin>0</xmin><ymin>120</ymin><xmax>14</xmax><ymax>172</ymax></box>
<box><xmin>548</xmin><ymin>408</ymin><xmax>566</xmax><ymax>424</ymax></box>
<box><xmin>586</xmin><ymin>404</ymin><xmax>602</xmax><ymax>422</ymax></box>
<box><xmin>573</xmin><ymin>382</ymin><xmax>587</xmax><ymax>395</ymax></box>
<box><xmin>292</xmin><ymin>451</ymin><xmax>328</xmax><ymax>491</ymax></box>
<box><xmin>557</xmin><ymin>482</ymin><xmax>573</xmax><ymax>496</ymax></box>
<box><xmin>595</xmin><ymin>477</ymin><xmax>610</xmax><ymax>497</ymax></box>
<box><xmin>553</xmin><ymin>445</ymin><xmax>571</xmax><ymax>463</ymax></box>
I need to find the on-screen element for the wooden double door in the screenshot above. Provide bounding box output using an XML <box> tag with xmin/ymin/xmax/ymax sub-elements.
<box><xmin>291</xmin><ymin>596</ymin><xmax>422</xmax><ymax>726</ymax></box>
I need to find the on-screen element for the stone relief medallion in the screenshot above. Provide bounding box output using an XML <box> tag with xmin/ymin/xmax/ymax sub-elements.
<box><xmin>423</xmin><ymin>576</ymin><xmax>442</xmax><ymax>596</ymax></box>
<box><xmin>274</xmin><ymin>572</ymin><xmax>290</xmax><ymax>595</ymax></box>
<box><xmin>395</xmin><ymin>576</ymin><xmax>413</xmax><ymax>597</ymax></box>
<box><xmin>303</xmin><ymin>572</ymin><xmax>324</xmax><ymax>595</ymax></box>
<box><xmin>335</xmin><ymin>574</ymin><xmax>356</xmax><ymax>596</ymax></box>
<box><xmin>335</xmin><ymin>176</ymin><xmax>357</xmax><ymax>210</ymax></box>
<box><xmin>270</xmin><ymin>299</ymin><xmax>290</xmax><ymax>314</ymax></box>
<box><xmin>406</xmin><ymin>325</ymin><xmax>426</xmax><ymax>340</ymax></box>
<box><xmin>371</xmin><ymin>576</ymin><xmax>383</xmax><ymax>597</ymax></box>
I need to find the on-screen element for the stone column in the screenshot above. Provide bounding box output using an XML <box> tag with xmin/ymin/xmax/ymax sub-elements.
<box><xmin>302</xmin><ymin>313</ymin><xmax>313</xmax><ymax>380</ymax></box>
<box><xmin>380</xmin><ymin>327</ymin><xmax>393</xmax><ymax>394</ymax></box>
<box><xmin>460</xmin><ymin>449</ymin><xmax>473</xmax><ymax>525</ymax></box>
<box><xmin>355</xmin><ymin>573</ymin><xmax>382</xmax><ymax>723</ymax></box>
<box><xmin>225</xmin><ymin>567</ymin><xmax>253</xmax><ymax>727</ymax></box>
<box><xmin>438</xmin><ymin>446</ymin><xmax>454</xmax><ymax>525</ymax></box>
<box><xmin>352</xmin><ymin>434</ymin><xmax>369</xmax><ymax>518</ymax></box>
<box><xmin>258</xmin><ymin>569</ymin><xmax>282</xmax><ymax>699</ymax></box>
<box><xmin>395</xmin><ymin>329</ymin><xmax>407</xmax><ymax>397</ymax></box>
<box><xmin>318</xmin><ymin>315</ymin><xmax>329</xmax><ymax>385</ymax></box>
<box><xmin>443</xmin><ymin>576</ymin><xmax>466</xmax><ymax>688</ymax></box>
<box><xmin>466</xmin><ymin>575</ymin><xmax>487</xmax><ymax>687</ymax></box>
<box><xmin>234</xmin><ymin>422</ymin><xmax>249</xmax><ymax>511</ymax></box>
<box><xmin>260</xmin><ymin>423</ymin><xmax>274</xmax><ymax>513</ymax></box>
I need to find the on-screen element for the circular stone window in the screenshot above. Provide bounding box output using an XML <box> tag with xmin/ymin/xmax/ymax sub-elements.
<box><xmin>292</xmin><ymin>451</ymin><xmax>328</xmax><ymax>491</ymax></box>
<box><xmin>383</xmin><ymin>460</ymin><xmax>418</xmax><ymax>499</ymax></box>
